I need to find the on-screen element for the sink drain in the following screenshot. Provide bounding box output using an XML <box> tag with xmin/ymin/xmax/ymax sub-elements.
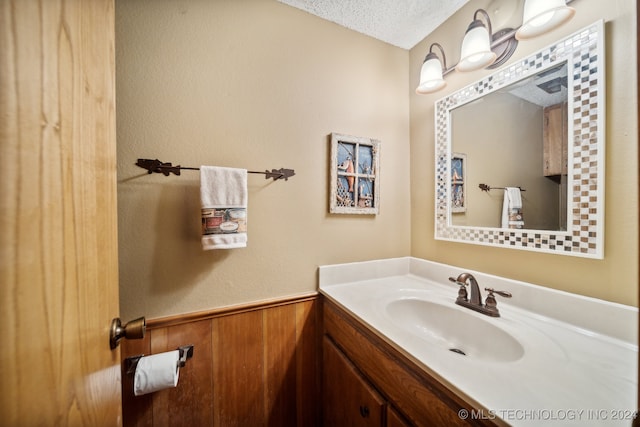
<box><xmin>449</xmin><ymin>348</ymin><xmax>466</xmax><ymax>356</ymax></box>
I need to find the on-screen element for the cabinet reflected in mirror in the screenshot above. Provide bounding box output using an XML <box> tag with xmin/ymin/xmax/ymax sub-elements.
<box><xmin>450</xmin><ymin>62</ymin><xmax>568</xmax><ymax>231</ymax></box>
<box><xmin>434</xmin><ymin>21</ymin><xmax>605</xmax><ymax>258</ymax></box>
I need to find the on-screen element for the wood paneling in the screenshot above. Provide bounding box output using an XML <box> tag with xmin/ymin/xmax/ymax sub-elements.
<box><xmin>121</xmin><ymin>335</ymin><xmax>152</xmax><ymax>427</ymax></box>
<box><xmin>213</xmin><ymin>310</ymin><xmax>265</xmax><ymax>426</ymax></box>
<box><xmin>295</xmin><ymin>299</ymin><xmax>322</xmax><ymax>426</ymax></box>
<box><xmin>121</xmin><ymin>295</ymin><xmax>320</xmax><ymax>426</ymax></box>
<box><xmin>153</xmin><ymin>320</ymin><xmax>213</xmax><ymax>426</ymax></box>
<box><xmin>0</xmin><ymin>0</ymin><xmax>121</xmax><ymax>425</ymax></box>
<box><xmin>263</xmin><ymin>304</ymin><xmax>297</xmax><ymax>426</ymax></box>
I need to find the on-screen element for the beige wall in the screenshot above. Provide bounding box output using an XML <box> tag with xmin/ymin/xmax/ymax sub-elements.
<box><xmin>116</xmin><ymin>0</ymin><xmax>411</xmax><ymax>320</ymax></box>
<box><xmin>117</xmin><ymin>0</ymin><xmax>637</xmax><ymax>321</ymax></box>
<box><xmin>410</xmin><ymin>0</ymin><xmax>638</xmax><ymax>306</ymax></box>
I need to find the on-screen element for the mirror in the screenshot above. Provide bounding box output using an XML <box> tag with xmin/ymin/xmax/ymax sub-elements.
<box><xmin>451</xmin><ymin>62</ymin><xmax>569</xmax><ymax>231</ymax></box>
<box><xmin>435</xmin><ymin>21</ymin><xmax>604</xmax><ymax>258</ymax></box>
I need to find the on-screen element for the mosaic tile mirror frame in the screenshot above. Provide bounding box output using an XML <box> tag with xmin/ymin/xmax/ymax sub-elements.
<box><xmin>434</xmin><ymin>21</ymin><xmax>604</xmax><ymax>258</ymax></box>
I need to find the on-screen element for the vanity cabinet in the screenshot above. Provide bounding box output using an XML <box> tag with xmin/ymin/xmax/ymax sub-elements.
<box><xmin>322</xmin><ymin>298</ymin><xmax>497</xmax><ymax>427</ymax></box>
<box><xmin>543</xmin><ymin>102</ymin><xmax>568</xmax><ymax>177</ymax></box>
<box><xmin>323</xmin><ymin>336</ymin><xmax>390</xmax><ymax>426</ymax></box>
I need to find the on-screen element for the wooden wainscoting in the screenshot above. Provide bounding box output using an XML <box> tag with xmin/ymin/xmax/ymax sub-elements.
<box><xmin>120</xmin><ymin>294</ymin><xmax>321</xmax><ymax>427</ymax></box>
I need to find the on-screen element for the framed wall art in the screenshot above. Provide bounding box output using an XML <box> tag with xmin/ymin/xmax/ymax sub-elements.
<box><xmin>330</xmin><ymin>133</ymin><xmax>380</xmax><ymax>214</ymax></box>
<box><xmin>451</xmin><ymin>153</ymin><xmax>466</xmax><ymax>213</ymax></box>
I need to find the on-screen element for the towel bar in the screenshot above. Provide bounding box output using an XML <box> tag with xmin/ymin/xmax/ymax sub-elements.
<box><xmin>479</xmin><ymin>183</ymin><xmax>525</xmax><ymax>192</ymax></box>
<box><xmin>136</xmin><ymin>158</ymin><xmax>295</xmax><ymax>181</ymax></box>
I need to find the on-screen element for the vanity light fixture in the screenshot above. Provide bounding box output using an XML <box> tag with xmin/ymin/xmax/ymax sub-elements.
<box><xmin>416</xmin><ymin>43</ymin><xmax>447</xmax><ymax>94</ymax></box>
<box><xmin>456</xmin><ymin>9</ymin><xmax>497</xmax><ymax>72</ymax></box>
<box><xmin>415</xmin><ymin>0</ymin><xmax>576</xmax><ymax>94</ymax></box>
<box><xmin>516</xmin><ymin>0</ymin><xmax>576</xmax><ymax>39</ymax></box>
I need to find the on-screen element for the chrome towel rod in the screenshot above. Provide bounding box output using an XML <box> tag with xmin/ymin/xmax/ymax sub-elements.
<box><xmin>136</xmin><ymin>158</ymin><xmax>295</xmax><ymax>181</ymax></box>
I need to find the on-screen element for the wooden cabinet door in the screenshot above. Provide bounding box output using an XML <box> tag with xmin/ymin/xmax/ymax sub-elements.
<box><xmin>323</xmin><ymin>337</ymin><xmax>386</xmax><ymax>426</ymax></box>
<box><xmin>0</xmin><ymin>0</ymin><xmax>121</xmax><ymax>425</ymax></box>
<box><xmin>543</xmin><ymin>102</ymin><xmax>568</xmax><ymax>176</ymax></box>
<box><xmin>387</xmin><ymin>407</ymin><xmax>413</xmax><ymax>427</ymax></box>
<box><xmin>324</xmin><ymin>299</ymin><xmax>496</xmax><ymax>427</ymax></box>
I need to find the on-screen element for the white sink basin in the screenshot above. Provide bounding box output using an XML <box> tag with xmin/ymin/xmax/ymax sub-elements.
<box><xmin>385</xmin><ymin>297</ymin><xmax>525</xmax><ymax>362</ymax></box>
<box><xmin>320</xmin><ymin>258</ymin><xmax>638</xmax><ymax>426</ymax></box>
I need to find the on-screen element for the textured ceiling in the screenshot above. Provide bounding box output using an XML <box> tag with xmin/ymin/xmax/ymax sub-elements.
<box><xmin>277</xmin><ymin>0</ymin><xmax>471</xmax><ymax>50</ymax></box>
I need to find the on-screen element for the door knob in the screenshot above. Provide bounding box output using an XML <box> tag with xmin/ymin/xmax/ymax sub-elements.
<box><xmin>110</xmin><ymin>316</ymin><xmax>146</xmax><ymax>349</ymax></box>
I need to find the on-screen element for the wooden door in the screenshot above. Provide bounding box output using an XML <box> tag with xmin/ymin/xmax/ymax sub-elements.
<box><xmin>0</xmin><ymin>0</ymin><xmax>121</xmax><ymax>425</ymax></box>
<box><xmin>637</xmin><ymin>5</ymin><xmax>640</xmax><ymax>426</ymax></box>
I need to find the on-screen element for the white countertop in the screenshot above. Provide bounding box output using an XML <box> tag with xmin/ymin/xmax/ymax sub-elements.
<box><xmin>319</xmin><ymin>257</ymin><xmax>638</xmax><ymax>426</ymax></box>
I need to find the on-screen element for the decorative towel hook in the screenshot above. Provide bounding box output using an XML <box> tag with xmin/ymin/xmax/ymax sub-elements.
<box><xmin>135</xmin><ymin>158</ymin><xmax>295</xmax><ymax>181</ymax></box>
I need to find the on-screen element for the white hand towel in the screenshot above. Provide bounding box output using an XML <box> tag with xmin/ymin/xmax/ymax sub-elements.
<box><xmin>502</xmin><ymin>187</ymin><xmax>524</xmax><ymax>229</ymax></box>
<box><xmin>200</xmin><ymin>166</ymin><xmax>248</xmax><ymax>250</ymax></box>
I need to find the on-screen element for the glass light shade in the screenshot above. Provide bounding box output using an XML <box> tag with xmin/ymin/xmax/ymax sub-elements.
<box><xmin>416</xmin><ymin>54</ymin><xmax>446</xmax><ymax>94</ymax></box>
<box><xmin>456</xmin><ymin>22</ymin><xmax>497</xmax><ymax>72</ymax></box>
<box><xmin>516</xmin><ymin>0</ymin><xmax>575</xmax><ymax>40</ymax></box>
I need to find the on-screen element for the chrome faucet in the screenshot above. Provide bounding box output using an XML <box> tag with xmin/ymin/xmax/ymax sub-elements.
<box><xmin>448</xmin><ymin>273</ymin><xmax>512</xmax><ymax>317</ymax></box>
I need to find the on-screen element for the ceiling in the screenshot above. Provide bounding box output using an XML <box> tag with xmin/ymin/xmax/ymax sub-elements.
<box><xmin>277</xmin><ymin>0</ymin><xmax>471</xmax><ymax>50</ymax></box>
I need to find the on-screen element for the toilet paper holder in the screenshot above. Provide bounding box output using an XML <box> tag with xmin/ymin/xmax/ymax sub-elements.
<box><xmin>125</xmin><ymin>344</ymin><xmax>194</xmax><ymax>375</ymax></box>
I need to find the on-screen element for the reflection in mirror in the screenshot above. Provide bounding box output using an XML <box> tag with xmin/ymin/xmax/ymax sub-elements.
<box><xmin>450</xmin><ymin>62</ymin><xmax>568</xmax><ymax>231</ymax></box>
<box><xmin>435</xmin><ymin>21</ymin><xmax>604</xmax><ymax>258</ymax></box>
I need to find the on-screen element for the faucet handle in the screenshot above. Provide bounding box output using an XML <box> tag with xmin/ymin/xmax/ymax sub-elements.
<box><xmin>484</xmin><ymin>288</ymin><xmax>512</xmax><ymax>298</ymax></box>
<box><xmin>449</xmin><ymin>277</ymin><xmax>468</xmax><ymax>303</ymax></box>
<box><xmin>483</xmin><ymin>288</ymin><xmax>511</xmax><ymax>316</ymax></box>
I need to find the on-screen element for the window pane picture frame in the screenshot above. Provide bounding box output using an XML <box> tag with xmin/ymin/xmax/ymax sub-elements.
<box><xmin>451</xmin><ymin>153</ymin><xmax>466</xmax><ymax>213</ymax></box>
<box><xmin>330</xmin><ymin>133</ymin><xmax>380</xmax><ymax>214</ymax></box>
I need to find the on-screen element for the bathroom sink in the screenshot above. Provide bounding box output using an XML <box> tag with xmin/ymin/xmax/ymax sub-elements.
<box><xmin>385</xmin><ymin>298</ymin><xmax>524</xmax><ymax>362</ymax></box>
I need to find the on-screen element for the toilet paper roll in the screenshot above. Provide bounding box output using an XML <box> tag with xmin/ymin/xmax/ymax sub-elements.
<box><xmin>134</xmin><ymin>350</ymin><xmax>180</xmax><ymax>396</ymax></box>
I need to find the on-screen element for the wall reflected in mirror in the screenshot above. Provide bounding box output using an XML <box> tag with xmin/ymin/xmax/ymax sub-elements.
<box><xmin>450</xmin><ymin>62</ymin><xmax>568</xmax><ymax>231</ymax></box>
